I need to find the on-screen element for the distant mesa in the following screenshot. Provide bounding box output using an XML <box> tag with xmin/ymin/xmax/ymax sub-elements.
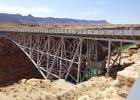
<box><xmin>0</xmin><ymin>13</ymin><xmax>109</xmax><ymax>24</ymax></box>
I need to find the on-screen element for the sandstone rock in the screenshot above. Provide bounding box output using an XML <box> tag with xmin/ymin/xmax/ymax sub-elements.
<box><xmin>19</xmin><ymin>79</ymin><xmax>27</xmax><ymax>83</ymax></box>
<box><xmin>52</xmin><ymin>79</ymin><xmax>74</xmax><ymax>90</ymax></box>
<box><xmin>116</xmin><ymin>46</ymin><xmax>140</xmax><ymax>87</ymax></box>
<box><xmin>78</xmin><ymin>95</ymin><xmax>93</xmax><ymax>100</ymax></box>
<box><xmin>117</xmin><ymin>62</ymin><xmax>140</xmax><ymax>87</ymax></box>
<box><xmin>117</xmin><ymin>75</ymin><xmax>135</xmax><ymax>87</ymax></box>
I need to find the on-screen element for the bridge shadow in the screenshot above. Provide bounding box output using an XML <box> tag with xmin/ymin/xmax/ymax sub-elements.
<box><xmin>108</xmin><ymin>62</ymin><xmax>135</xmax><ymax>79</ymax></box>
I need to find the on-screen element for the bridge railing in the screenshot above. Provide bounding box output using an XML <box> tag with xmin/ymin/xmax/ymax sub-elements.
<box><xmin>0</xmin><ymin>28</ymin><xmax>139</xmax><ymax>36</ymax></box>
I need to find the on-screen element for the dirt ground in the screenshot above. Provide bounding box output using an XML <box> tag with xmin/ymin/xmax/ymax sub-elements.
<box><xmin>0</xmin><ymin>77</ymin><xmax>119</xmax><ymax>100</ymax></box>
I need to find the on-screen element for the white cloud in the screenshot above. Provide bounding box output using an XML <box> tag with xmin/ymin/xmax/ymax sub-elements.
<box><xmin>0</xmin><ymin>5</ymin><xmax>52</xmax><ymax>17</ymax></box>
<box><xmin>96</xmin><ymin>1</ymin><xmax>106</xmax><ymax>4</ymax></box>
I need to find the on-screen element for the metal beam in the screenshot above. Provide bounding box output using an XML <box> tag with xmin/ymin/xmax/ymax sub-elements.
<box><xmin>107</xmin><ymin>40</ymin><xmax>111</xmax><ymax>74</ymax></box>
<box><xmin>65</xmin><ymin>39</ymin><xmax>82</xmax><ymax>80</ymax></box>
<box><xmin>77</xmin><ymin>38</ymin><xmax>83</xmax><ymax>83</ymax></box>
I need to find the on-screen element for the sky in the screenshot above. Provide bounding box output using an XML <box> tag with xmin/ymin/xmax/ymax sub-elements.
<box><xmin>0</xmin><ymin>0</ymin><xmax>140</xmax><ymax>24</ymax></box>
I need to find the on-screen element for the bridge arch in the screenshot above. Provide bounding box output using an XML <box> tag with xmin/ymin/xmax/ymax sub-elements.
<box><xmin>2</xmin><ymin>33</ymin><xmax>109</xmax><ymax>84</ymax></box>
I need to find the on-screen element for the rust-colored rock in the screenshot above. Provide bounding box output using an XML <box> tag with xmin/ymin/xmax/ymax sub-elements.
<box><xmin>116</xmin><ymin>75</ymin><xmax>135</xmax><ymax>87</ymax></box>
<box><xmin>0</xmin><ymin>37</ymin><xmax>42</xmax><ymax>87</ymax></box>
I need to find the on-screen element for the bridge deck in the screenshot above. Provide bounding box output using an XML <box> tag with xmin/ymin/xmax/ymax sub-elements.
<box><xmin>0</xmin><ymin>28</ymin><xmax>140</xmax><ymax>43</ymax></box>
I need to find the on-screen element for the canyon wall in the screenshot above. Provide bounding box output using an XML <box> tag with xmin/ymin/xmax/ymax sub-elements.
<box><xmin>0</xmin><ymin>37</ymin><xmax>42</xmax><ymax>86</ymax></box>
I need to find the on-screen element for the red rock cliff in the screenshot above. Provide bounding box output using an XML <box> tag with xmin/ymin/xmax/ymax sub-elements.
<box><xmin>0</xmin><ymin>37</ymin><xmax>42</xmax><ymax>86</ymax></box>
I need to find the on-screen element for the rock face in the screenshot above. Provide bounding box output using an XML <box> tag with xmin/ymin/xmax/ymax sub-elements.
<box><xmin>0</xmin><ymin>37</ymin><xmax>42</xmax><ymax>86</ymax></box>
<box><xmin>117</xmin><ymin>62</ymin><xmax>140</xmax><ymax>87</ymax></box>
<box><xmin>117</xmin><ymin>46</ymin><xmax>140</xmax><ymax>87</ymax></box>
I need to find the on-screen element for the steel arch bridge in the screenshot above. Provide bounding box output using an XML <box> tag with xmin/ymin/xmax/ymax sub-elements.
<box><xmin>1</xmin><ymin>27</ymin><xmax>140</xmax><ymax>83</ymax></box>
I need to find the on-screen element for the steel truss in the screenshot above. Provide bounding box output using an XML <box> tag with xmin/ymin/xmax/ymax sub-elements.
<box><xmin>3</xmin><ymin>33</ymin><xmax>130</xmax><ymax>83</ymax></box>
<box><xmin>4</xmin><ymin>33</ymin><xmax>85</xmax><ymax>83</ymax></box>
<box><xmin>107</xmin><ymin>41</ymin><xmax>123</xmax><ymax>73</ymax></box>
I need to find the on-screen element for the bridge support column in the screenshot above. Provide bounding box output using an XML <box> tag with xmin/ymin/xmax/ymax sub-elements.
<box><xmin>77</xmin><ymin>38</ymin><xmax>83</xmax><ymax>83</ymax></box>
<box><xmin>119</xmin><ymin>42</ymin><xmax>123</xmax><ymax>65</ymax></box>
<box><xmin>107</xmin><ymin>40</ymin><xmax>111</xmax><ymax>75</ymax></box>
